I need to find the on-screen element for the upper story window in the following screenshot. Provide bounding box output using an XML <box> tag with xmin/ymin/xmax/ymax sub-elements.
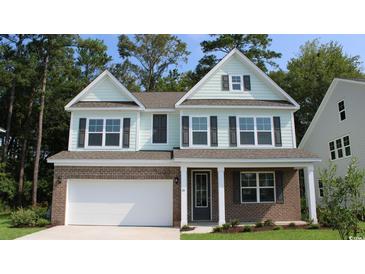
<box><xmin>152</xmin><ymin>114</ymin><xmax>167</xmax><ymax>144</ymax></box>
<box><xmin>87</xmin><ymin>118</ymin><xmax>121</xmax><ymax>147</ymax></box>
<box><xmin>191</xmin><ymin>117</ymin><xmax>208</xmax><ymax>146</ymax></box>
<box><xmin>338</xmin><ymin>100</ymin><xmax>346</xmax><ymax>121</ymax></box>
<box><xmin>230</xmin><ymin>75</ymin><xmax>242</xmax><ymax>91</ymax></box>
<box><xmin>240</xmin><ymin>172</ymin><xmax>275</xmax><ymax>203</ymax></box>
<box><xmin>329</xmin><ymin>135</ymin><xmax>351</xmax><ymax>160</ymax></box>
<box><xmin>238</xmin><ymin>117</ymin><xmax>273</xmax><ymax>146</ymax></box>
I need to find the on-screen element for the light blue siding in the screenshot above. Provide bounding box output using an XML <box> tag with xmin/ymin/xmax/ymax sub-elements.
<box><xmin>139</xmin><ymin>112</ymin><xmax>180</xmax><ymax>150</ymax></box>
<box><xmin>190</xmin><ymin>54</ymin><xmax>284</xmax><ymax>100</ymax></box>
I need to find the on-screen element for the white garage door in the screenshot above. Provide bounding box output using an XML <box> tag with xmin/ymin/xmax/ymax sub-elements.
<box><xmin>66</xmin><ymin>179</ymin><xmax>173</xmax><ymax>226</ymax></box>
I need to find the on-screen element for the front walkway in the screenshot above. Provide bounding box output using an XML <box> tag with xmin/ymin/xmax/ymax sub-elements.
<box><xmin>16</xmin><ymin>225</ymin><xmax>180</xmax><ymax>240</ymax></box>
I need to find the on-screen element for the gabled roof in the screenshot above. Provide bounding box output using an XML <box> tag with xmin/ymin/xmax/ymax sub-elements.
<box><xmin>299</xmin><ymin>78</ymin><xmax>365</xmax><ymax>148</ymax></box>
<box><xmin>175</xmin><ymin>48</ymin><xmax>300</xmax><ymax>109</ymax></box>
<box><xmin>133</xmin><ymin>92</ymin><xmax>185</xmax><ymax>109</ymax></box>
<box><xmin>65</xmin><ymin>70</ymin><xmax>145</xmax><ymax>110</ymax></box>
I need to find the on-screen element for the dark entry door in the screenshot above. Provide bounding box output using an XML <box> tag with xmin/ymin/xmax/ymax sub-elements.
<box><xmin>192</xmin><ymin>171</ymin><xmax>211</xmax><ymax>221</ymax></box>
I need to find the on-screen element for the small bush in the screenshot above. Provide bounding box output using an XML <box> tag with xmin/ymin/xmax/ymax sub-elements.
<box><xmin>213</xmin><ymin>226</ymin><xmax>223</xmax><ymax>233</ymax></box>
<box><xmin>288</xmin><ymin>222</ymin><xmax>296</xmax><ymax>228</ymax></box>
<box><xmin>230</xmin><ymin>219</ymin><xmax>240</xmax><ymax>228</ymax></box>
<box><xmin>273</xmin><ymin>226</ymin><xmax>282</xmax><ymax>231</ymax></box>
<box><xmin>222</xmin><ymin>223</ymin><xmax>231</xmax><ymax>230</ymax></box>
<box><xmin>33</xmin><ymin>206</ymin><xmax>48</xmax><ymax>219</ymax></box>
<box><xmin>242</xmin><ymin>225</ymin><xmax>252</xmax><ymax>232</ymax></box>
<box><xmin>36</xmin><ymin>218</ymin><xmax>50</xmax><ymax>227</ymax></box>
<box><xmin>10</xmin><ymin>208</ymin><xmax>37</xmax><ymax>227</ymax></box>
<box><xmin>307</xmin><ymin>224</ymin><xmax>320</xmax><ymax>230</ymax></box>
<box><xmin>255</xmin><ymin>222</ymin><xmax>263</xmax><ymax>228</ymax></box>
<box><xmin>263</xmin><ymin>219</ymin><xmax>274</xmax><ymax>227</ymax></box>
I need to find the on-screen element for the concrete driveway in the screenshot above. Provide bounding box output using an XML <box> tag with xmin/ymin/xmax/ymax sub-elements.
<box><xmin>16</xmin><ymin>225</ymin><xmax>180</xmax><ymax>240</ymax></box>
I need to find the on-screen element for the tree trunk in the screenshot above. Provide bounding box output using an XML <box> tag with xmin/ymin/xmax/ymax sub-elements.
<box><xmin>2</xmin><ymin>85</ymin><xmax>15</xmax><ymax>161</ymax></box>
<box><xmin>32</xmin><ymin>54</ymin><xmax>49</xmax><ymax>207</ymax></box>
<box><xmin>18</xmin><ymin>139</ymin><xmax>27</xmax><ymax>207</ymax></box>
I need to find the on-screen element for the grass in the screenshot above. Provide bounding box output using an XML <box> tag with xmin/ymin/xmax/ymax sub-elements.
<box><xmin>181</xmin><ymin>228</ymin><xmax>341</xmax><ymax>240</ymax></box>
<box><xmin>0</xmin><ymin>213</ymin><xmax>45</xmax><ymax>240</ymax></box>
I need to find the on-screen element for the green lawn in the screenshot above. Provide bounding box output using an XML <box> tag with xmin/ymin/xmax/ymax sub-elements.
<box><xmin>0</xmin><ymin>213</ymin><xmax>45</xmax><ymax>240</ymax></box>
<box><xmin>181</xmin><ymin>228</ymin><xmax>342</xmax><ymax>240</ymax></box>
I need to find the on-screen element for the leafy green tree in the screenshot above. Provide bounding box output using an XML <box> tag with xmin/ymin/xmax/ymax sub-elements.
<box><xmin>319</xmin><ymin>158</ymin><xmax>365</xmax><ymax>240</ymax></box>
<box><xmin>117</xmin><ymin>34</ymin><xmax>190</xmax><ymax>91</ymax></box>
<box><xmin>155</xmin><ymin>69</ymin><xmax>193</xmax><ymax>92</ymax></box>
<box><xmin>270</xmin><ymin>39</ymin><xmax>363</xmax><ymax>143</ymax></box>
<box><xmin>109</xmin><ymin>61</ymin><xmax>140</xmax><ymax>92</ymax></box>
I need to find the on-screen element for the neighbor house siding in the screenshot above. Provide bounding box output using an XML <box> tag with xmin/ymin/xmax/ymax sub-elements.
<box><xmin>80</xmin><ymin>76</ymin><xmax>131</xmax><ymax>101</ymax></box>
<box><xmin>68</xmin><ymin>110</ymin><xmax>137</xmax><ymax>151</ymax></box>
<box><xmin>180</xmin><ymin>109</ymin><xmax>295</xmax><ymax>148</ymax></box>
<box><xmin>190</xmin><ymin>54</ymin><xmax>284</xmax><ymax>100</ymax></box>
<box><xmin>139</xmin><ymin>112</ymin><xmax>180</xmax><ymax>150</ymax></box>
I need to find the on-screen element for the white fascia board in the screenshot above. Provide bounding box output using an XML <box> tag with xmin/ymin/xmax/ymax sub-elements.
<box><xmin>175</xmin><ymin>49</ymin><xmax>300</xmax><ymax>109</ymax></box>
<box><xmin>175</xmin><ymin>105</ymin><xmax>298</xmax><ymax>110</ymax></box>
<box><xmin>47</xmin><ymin>159</ymin><xmax>178</xmax><ymax>166</ymax></box>
<box><xmin>65</xmin><ymin>107</ymin><xmax>142</xmax><ymax>112</ymax></box>
<box><xmin>64</xmin><ymin>70</ymin><xmax>145</xmax><ymax>110</ymax></box>
<box><xmin>175</xmin><ymin>158</ymin><xmax>321</xmax><ymax>163</ymax></box>
<box><xmin>143</xmin><ymin>109</ymin><xmax>176</xmax><ymax>112</ymax></box>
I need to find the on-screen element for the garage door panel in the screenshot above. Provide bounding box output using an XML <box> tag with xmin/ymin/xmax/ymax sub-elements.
<box><xmin>67</xmin><ymin>180</ymin><xmax>173</xmax><ymax>226</ymax></box>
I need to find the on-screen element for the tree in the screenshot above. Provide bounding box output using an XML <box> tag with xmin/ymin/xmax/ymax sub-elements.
<box><xmin>319</xmin><ymin>158</ymin><xmax>365</xmax><ymax>240</ymax></box>
<box><xmin>270</xmin><ymin>40</ymin><xmax>362</xmax><ymax>143</ymax></box>
<box><xmin>117</xmin><ymin>35</ymin><xmax>190</xmax><ymax>91</ymax></box>
<box><xmin>155</xmin><ymin>69</ymin><xmax>193</xmax><ymax>92</ymax></box>
<box><xmin>109</xmin><ymin>61</ymin><xmax>140</xmax><ymax>92</ymax></box>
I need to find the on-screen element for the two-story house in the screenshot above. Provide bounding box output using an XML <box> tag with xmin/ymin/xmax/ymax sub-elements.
<box><xmin>48</xmin><ymin>49</ymin><xmax>320</xmax><ymax>227</ymax></box>
<box><xmin>299</xmin><ymin>78</ymin><xmax>365</xmax><ymax>202</ymax></box>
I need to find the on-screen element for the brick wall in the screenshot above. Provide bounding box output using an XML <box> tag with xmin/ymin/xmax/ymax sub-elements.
<box><xmin>51</xmin><ymin>166</ymin><xmax>181</xmax><ymax>226</ymax></box>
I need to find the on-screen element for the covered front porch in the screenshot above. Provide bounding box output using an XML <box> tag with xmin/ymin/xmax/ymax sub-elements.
<box><xmin>179</xmin><ymin>161</ymin><xmax>319</xmax><ymax>227</ymax></box>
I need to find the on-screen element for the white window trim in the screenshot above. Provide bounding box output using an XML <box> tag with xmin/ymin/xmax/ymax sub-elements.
<box><xmin>337</xmin><ymin>99</ymin><xmax>346</xmax><ymax>122</ymax></box>
<box><xmin>328</xmin><ymin>134</ymin><xmax>352</xmax><ymax>161</ymax></box>
<box><xmin>85</xmin><ymin>117</ymin><xmax>123</xmax><ymax>149</ymax></box>
<box><xmin>240</xmin><ymin>171</ymin><xmax>276</xmax><ymax>204</ymax></box>
<box><xmin>194</xmin><ymin>172</ymin><xmax>209</xmax><ymax>208</ymax></box>
<box><xmin>229</xmin><ymin>75</ymin><xmax>243</xmax><ymax>92</ymax></box>
<box><xmin>190</xmin><ymin>116</ymin><xmax>210</xmax><ymax>147</ymax></box>
<box><xmin>236</xmin><ymin>116</ymin><xmax>275</xmax><ymax>148</ymax></box>
<box><xmin>150</xmin><ymin>113</ymin><xmax>169</xmax><ymax>145</ymax></box>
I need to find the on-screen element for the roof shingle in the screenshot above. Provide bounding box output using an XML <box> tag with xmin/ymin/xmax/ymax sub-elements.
<box><xmin>180</xmin><ymin>99</ymin><xmax>294</xmax><ymax>107</ymax></box>
<box><xmin>132</xmin><ymin>92</ymin><xmax>186</xmax><ymax>109</ymax></box>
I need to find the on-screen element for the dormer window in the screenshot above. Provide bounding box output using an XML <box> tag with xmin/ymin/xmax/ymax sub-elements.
<box><xmin>230</xmin><ymin>75</ymin><xmax>242</xmax><ymax>91</ymax></box>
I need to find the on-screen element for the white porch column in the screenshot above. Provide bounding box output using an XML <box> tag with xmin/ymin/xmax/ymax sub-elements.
<box><xmin>218</xmin><ymin>167</ymin><xmax>226</xmax><ymax>225</ymax></box>
<box><xmin>180</xmin><ymin>166</ymin><xmax>188</xmax><ymax>227</ymax></box>
<box><xmin>303</xmin><ymin>165</ymin><xmax>318</xmax><ymax>224</ymax></box>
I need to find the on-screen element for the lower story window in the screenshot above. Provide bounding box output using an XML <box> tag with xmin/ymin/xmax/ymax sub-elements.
<box><xmin>318</xmin><ymin>180</ymin><xmax>324</xmax><ymax>197</ymax></box>
<box><xmin>240</xmin><ymin>172</ymin><xmax>275</xmax><ymax>203</ymax></box>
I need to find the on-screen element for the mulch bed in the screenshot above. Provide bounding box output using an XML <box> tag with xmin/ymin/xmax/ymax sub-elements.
<box><xmin>180</xmin><ymin>226</ymin><xmax>195</xmax><ymax>232</ymax></box>
<box><xmin>217</xmin><ymin>224</ymin><xmax>321</xmax><ymax>233</ymax></box>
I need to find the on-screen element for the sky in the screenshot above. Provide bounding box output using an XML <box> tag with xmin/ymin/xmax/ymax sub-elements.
<box><xmin>80</xmin><ymin>34</ymin><xmax>365</xmax><ymax>72</ymax></box>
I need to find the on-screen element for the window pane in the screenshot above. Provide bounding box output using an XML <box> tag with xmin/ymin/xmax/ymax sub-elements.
<box><xmin>256</xmin><ymin>117</ymin><xmax>271</xmax><ymax>130</ymax></box>
<box><xmin>336</xmin><ymin>139</ymin><xmax>342</xmax><ymax>148</ymax></box>
<box><xmin>345</xmin><ymin>146</ymin><xmax>351</xmax><ymax>156</ymax></box>
<box><xmin>88</xmin><ymin>133</ymin><xmax>102</xmax><ymax>146</ymax></box>
<box><xmin>232</xmin><ymin>76</ymin><xmax>241</xmax><ymax>82</ymax></box>
<box><xmin>340</xmin><ymin>111</ymin><xmax>346</xmax><ymax>121</ymax></box>
<box><xmin>241</xmin><ymin>173</ymin><xmax>257</xmax><ymax>187</ymax></box>
<box><xmin>239</xmin><ymin>117</ymin><xmax>254</xmax><ymax>130</ymax></box>
<box><xmin>257</xmin><ymin>132</ymin><xmax>272</xmax><ymax>145</ymax></box>
<box><xmin>337</xmin><ymin>149</ymin><xmax>343</xmax><ymax>158</ymax></box>
<box><xmin>329</xmin><ymin>141</ymin><xmax>335</xmax><ymax>151</ymax></box>
<box><xmin>260</xmin><ymin>188</ymin><xmax>275</xmax><ymax>202</ymax></box>
<box><xmin>106</xmin><ymin>119</ymin><xmax>120</xmax><ymax>132</ymax></box>
<box><xmin>240</xmin><ymin>132</ymin><xmax>255</xmax><ymax>145</ymax></box>
<box><xmin>193</xmin><ymin>132</ymin><xmax>207</xmax><ymax>145</ymax></box>
<box><xmin>242</xmin><ymin>188</ymin><xmax>257</xmax><ymax>202</ymax></box>
<box><xmin>105</xmin><ymin>133</ymin><xmax>120</xmax><ymax>146</ymax></box>
<box><xmin>343</xmin><ymin>136</ymin><xmax>350</xmax><ymax>146</ymax></box>
<box><xmin>331</xmin><ymin>151</ymin><xmax>336</xmax><ymax>160</ymax></box>
<box><xmin>338</xmin><ymin>101</ymin><xmax>345</xmax><ymax>111</ymax></box>
<box><xmin>192</xmin><ymin>117</ymin><xmax>207</xmax><ymax>131</ymax></box>
<box><xmin>259</xmin><ymin>173</ymin><xmax>274</xmax><ymax>187</ymax></box>
<box><xmin>89</xmin><ymin>119</ymin><xmax>103</xmax><ymax>132</ymax></box>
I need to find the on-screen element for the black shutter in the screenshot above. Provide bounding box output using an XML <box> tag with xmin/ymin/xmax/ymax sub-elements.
<box><xmin>210</xmin><ymin>116</ymin><xmax>218</xmax><ymax>147</ymax></box>
<box><xmin>222</xmin><ymin>75</ymin><xmax>229</xmax><ymax>91</ymax></box>
<box><xmin>77</xmin><ymin>118</ymin><xmax>86</xmax><ymax>148</ymax></box>
<box><xmin>153</xmin><ymin>114</ymin><xmax>167</xmax><ymax>143</ymax></box>
<box><xmin>243</xmin><ymin>75</ymin><xmax>251</xmax><ymax>91</ymax></box>
<box><xmin>233</xmin><ymin>171</ymin><xmax>241</xmax><ymax>204</ymax></box>
<box><xmin>182</xmin><ymin>116</ymin><xmax>189</xmax><ymax>147</ymax></box>
<box><xmin>273</xmin><ymin>116</ymin><xmax>282</xmax><ymax>147</ymax></box>
<box><xmin>229</xmin><ymin>116</ymin><xmax>237</xmax><ymax>147</ymax></box>
<box><xmin>275</xmin><ymin>171</ymin><xmax>284</xmax><ymax>203</ymax></box>
<box><xmin>122</xmin><ymin>118</ymin><xmax>130</xmax><ymax>148</ymax></box>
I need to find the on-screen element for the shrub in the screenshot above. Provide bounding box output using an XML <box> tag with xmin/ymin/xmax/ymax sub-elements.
<box><xmin>288</xmin><ymin>222</ymin><xmax>296</xmax><ymax>228</ymax></box>
<box><xmin>242</xmin><ymin>225</ymin><xmax>252</xmax><ymax>232</ymax></box>
<box><xmin>222</xmin><ymin>223</ymin><xmax>231</xmax><ymax>230</ymax></box>
<box><xmin>263</xmin><ymin>219</ymin><xmax>274</xmax><ymax>227</ymax></box>
<box><xmin>230</xmin><ymin>219</ymin><xmax>240</xmax><ymax>228</ymax></box>
<box><xmin>255</xmin><ymin>222</ymin><xmax>263</xmax><ymax>228</ymax></box>
<box><xmin>0</xmin><ymin>163</ymin><xmax>17</xmax><ymax>207</ymax></box>
<box><xmin>307</xmin><ymin>224</ymin><xmax>320</xmax><ymax>230</ymax></box>
<box><xmin>36</xmin><ymin>218</ymin><xmax>50</xmax><ymax>227</ymax></box>
<box><xmin>317</xmin><ymin>207</ymin><xmax>332</xmax><ymax>227</ymax></box>
<box><xmin>33</xmin><ymin>206</ymin><xmax>48</xmax><ymax>219</ymax></box>
<box><xmin>213</xmin><ymin>226</ymin><xmax>223</xmax><ymax>233</ymax></box>
<box><xmin>10</xmin><ymin>208</ymin><xmax>37</xmax><ymax>227</ymax></box>
<box><xmin>273</xmin><ymin>226</ymin><xmax>282</xmax><ymax>231</ymax></box>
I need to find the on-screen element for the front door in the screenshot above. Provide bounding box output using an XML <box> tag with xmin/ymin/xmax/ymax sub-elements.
<box><xmin>192</xmin><ymin>171</ymin><xmax>211</xmax><ymax>221</ymax></box>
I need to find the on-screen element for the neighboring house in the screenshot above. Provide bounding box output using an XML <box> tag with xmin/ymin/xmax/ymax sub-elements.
<box><xmin>0</xmin><ymin>127</ymin><xmax>5</xmax><ymax>147</ymax></box>
<box><xmin>47</xmin><ymin>49</ymin><xmax>320</xmax><ymax>227</ymax></box>
<box><xmin>300</xmin><ymin>78</ymin><xmax>365</xmax><ymax>202</ymax></box>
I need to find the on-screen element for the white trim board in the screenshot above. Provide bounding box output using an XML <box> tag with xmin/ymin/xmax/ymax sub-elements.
<box><xmin>175</xmin><ymin>49</ymin><xmax>300</xmax><ymax>109</ymax></box>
